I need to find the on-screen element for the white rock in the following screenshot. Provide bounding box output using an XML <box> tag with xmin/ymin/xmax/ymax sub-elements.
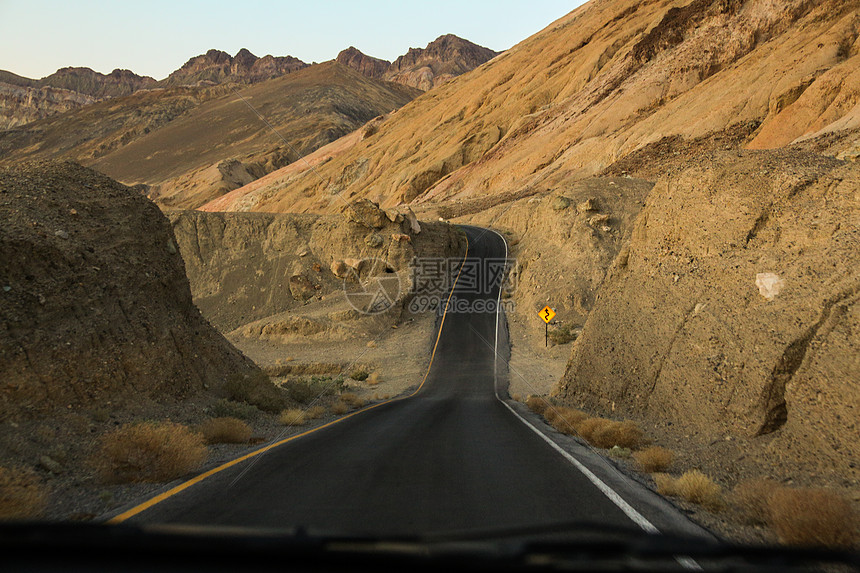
<box><xmin>755</xmin><ymin>273</ymin><xmax>785</xmax><ymax>301</ymax></box>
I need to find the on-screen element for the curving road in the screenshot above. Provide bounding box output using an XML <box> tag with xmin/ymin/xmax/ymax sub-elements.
<box><xmin>111</xmin><ymin>226</ymin><xmax>709</xmax><ymax>541</ymax></box>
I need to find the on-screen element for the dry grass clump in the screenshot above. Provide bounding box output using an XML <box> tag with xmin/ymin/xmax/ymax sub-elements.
<box><xmin>93</xmin><ymin>422</ymin><xmax>207</xmax><ymax>484</ymax></box>
<box><xmin>340</xmin><ymin>393</ymin><xmax>365</xmax><ymax>408</ymax></box>
<box><xmin>199</xmin><ymin>417</ymin><xmax>251</xmax><ymax>444</ymax></box>
<box><xmin>768</xmin><ymin>488</ymin><xmax>858</xmax><ymax>548</ymax></box>
<box><xmin>731</xmin><ymin>478</ymin><xmax>779</xmax><ymax>525</ymax></box>
<box><xmin>633</xmin><ymin>446</ymin><xmax>673</xmax><ymax>472</ymax></box>
<box><xmin>0</xmin><ymin>466</ymin><xmax>48</xmax><ymax>520</ymax></box>
<box><xmin>654</xmin><ymin>470</ymin><xmax>723</xmax><ymax>511</ymax></box>
<box><xmin>525</xmin><ymin>395</ymin><xmax>552</xmax><ymax>415</ymax></box>
<box><xmin>653</xmin><ymin>473</ymin><xmax>677</xmax><ymax>496</ymax></box>
<box><xmin>576</xmin><ymin>417</ymin><xmax>613</xmax><ymax>443</ymax></box>
<box><xmin>511</xmin><ymin>393</ymin><xmax>522</xmax><ymax>402</ymax></box>
<box><xmin>279</xmin><ymin>409</ymin><xmax>306</xmax><ymax>426</ymax></box>
<box><xmin>366</xmin><ymin>372</ymin><xmax>380</xmax><ymax>386</ymax></box>
<box><xmin>547</xmin><ymin>408</ymin><xmax>588</xmax><ymax>435</ymax></box>
<box><xmin>305</xmin><ymin>406</ymin><xmax>326</xmax><ymax>420</ymax></box>
<box><xmin>590</xmin><ymin>420</ymin><xmax>646</xmax><ymax>450</ymax></box>
<box><xmin>331</xmin><ymin>401</ymin><xmax>349</xmax><ymax>415</ymax></box>
<box><xmin>676</xmin><ymin>470</ymin><xmax>723</xmax><ymax>511</ymax></box>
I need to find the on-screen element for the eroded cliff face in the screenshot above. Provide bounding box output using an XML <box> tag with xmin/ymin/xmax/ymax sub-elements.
<box><xmin>0</xmin><ymin>162</ymin><xmax>260</xmax><ymax>419</ymax></box>
<box><xmin>554</xmin><ymin>150</ymin><xmax>859</xmax><ymax>483</ymax></box>
<box><xmin>0</xmin><ymin>83</ymin><xmax>97</xmax><ymax>130</ymax></box>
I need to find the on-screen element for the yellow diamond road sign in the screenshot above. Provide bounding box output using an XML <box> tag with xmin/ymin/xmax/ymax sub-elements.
<box><xmin>539</xmin><ymin>306</ymin><xmax>556</xmax><ymax>324</ymax></box>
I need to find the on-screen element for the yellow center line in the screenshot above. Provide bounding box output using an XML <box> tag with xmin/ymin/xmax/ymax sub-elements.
<box><xmin>107</xmin><ymin>231</ymin><xmax>470</xmax><ymax>524</ymax></box>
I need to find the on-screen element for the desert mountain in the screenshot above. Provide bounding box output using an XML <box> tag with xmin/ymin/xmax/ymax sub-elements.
<box><xmin>202</xmin><ymin>0</ymin><xmax>860</xmax><ymax>493</ymax></box>
<box><xmin>0</xmin><ymin>67</ymin><xmax>157</xmax><ymax>130</ymax></box>
<box><xmin>0</xmin><ymin>63</ymin><xmax>421</xmax><ymax>209</ymax></box>
<box><xmin>336</xmin><ymin>34</ymin><xmax>499</xmax><ymax>91</ymax></box>
<box><xmin>211</xmin><ymin>0</ymin><xmax>860</xmax><ymax>213</ymax></box>
<box><xmin>162</xmin><ymin>48</ymin><xmax>307</xmax><ymax>87</ymax></box>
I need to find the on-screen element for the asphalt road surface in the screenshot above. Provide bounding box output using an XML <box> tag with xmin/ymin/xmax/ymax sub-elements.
<box><xmin>118</xmin><ymin>225</ymin><xmax>707</xmax><ymax>541</ymax></box>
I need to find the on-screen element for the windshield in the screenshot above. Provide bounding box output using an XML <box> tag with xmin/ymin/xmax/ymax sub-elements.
<box><xmin>1</xmin><ymin>0</ymin><xmax>858</xmax><ymax>570</ymax></box>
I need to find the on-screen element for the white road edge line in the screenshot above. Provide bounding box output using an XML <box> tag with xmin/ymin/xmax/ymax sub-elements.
<box><xmin>483</xmin><ymin>226</ymin><xmax>702</xmax><ymax>572</ymax></box>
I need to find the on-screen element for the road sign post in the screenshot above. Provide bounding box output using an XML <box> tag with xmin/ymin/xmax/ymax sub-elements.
<box><xmin>538</xmin><ymin>305</ymin><xmax>555</xmax><ymax>347</ymax></box>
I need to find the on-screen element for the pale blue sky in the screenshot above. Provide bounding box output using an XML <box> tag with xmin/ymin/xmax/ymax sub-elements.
<box><xmin>0</xmin><ymin>1</ymin><xmax>586</xmax><ymax>80</ymax></box>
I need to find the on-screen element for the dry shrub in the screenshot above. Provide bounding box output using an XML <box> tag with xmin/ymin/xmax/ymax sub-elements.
<box><xmin>590</xmin><ymin>420</ymin><xmax>646</xmax><ymax>450</ymax></box>
<box><xmin>306</xmin><ymin>406</ymin><xmax>326</xmax><ymax>420</ymax></box>
<box><xmin>548</xmin><ymin>408</ymin><xmax>588</xmax><ymax>435</ymax></box>
<box><xmin>731</xmin><ymin>478</ymin><xmax>779</xmax><ymax>525</ymax></box>
<box><xmin>0</xmin><ymin>466</ymin><xmax>48</xmax><ymax>520</ymax></box>
<box><xmin>340</xmin><ymin>393</ymin><xmax>365</xmax><ymax>408</ymax></box>
<box><xmin>94</xmin><ymin>422</ymin><xmax>207</xmax><ymax>484</ymax></box>
<box><xmin>525</xmin><ymin>395</ymin><xmax>551</xmax><ymax>415</ymax></box>
<box><xmin>199</xmin><ymin>417</ymin><xmax>251</xmax><ymax>444</ymax></box>
<box><xmin>653</xmin><ymin>473</ymin><xmax>677</xmax><ymax>496</ymax></box>
<box><xmin>576</xmin><ymin>417</ymin><xmax>613</xmax><ymax>443</ymax></box>
<box><xmin>331</xmin><ymin>401</ymin><xmax>349</xmax><ymax>415</ymax></box>
<box><xmin>768</xmin><ymin>488</ymin><xmax>859</xmax><ymax>548</ymax></box>
<box><xmin>367</xmin><ymin>372</ymin><xmax>380</xmax><ymax>386</ymax></box>
<box><xmin>634</xmin><ymin>446</ymin><xmax>673</xmax><ymax>472</ymax></box>
<box><xmin>224</xmin><ymin>372</ymin><xmax>287</xmax><ymax>413</ymax></box>
<box><xmin>511</xmin><ymin>393</ymin><xmax>522</xmax><ymax>402</ymax></box>
<box><xmin>676</xmin><ymin>470</ymin><xmax>723</xmax><ymax>511</ymax></box>
<box><xmin>279</xmin><ymin>409</ymin><xmax>306</xmax><ymax>426</ymax></box>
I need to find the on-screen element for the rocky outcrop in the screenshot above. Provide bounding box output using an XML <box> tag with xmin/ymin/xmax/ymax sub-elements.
<box><xmin>336</xmin><ymin>47</ymin><xmax>390</xmax><ymax>79</ymax></box>
<box><xmin>0</xmin><ymin>82</ymin><xmax>97</xmax><ymax>130</ymax></box>
<box><xmin>386</xmin><ymin>34</ymin><xmax>499</xmax><ymax>91</ymax></box>
<box><xmin>336</xmin><ymin>36</ymin><xmax>499</xmax><ymax>91</ymax></box>
<box><xmin>162</xmin><ymin>48</ymin><xmax>307</xmax><ymax>87</ymax></box>
<box><xmin>553</xmin><ymin>150</ymin><xmax>859</xmax><ymax>482</ymax></box>
<box><xmin>38</xmin><ymin>67</ymin><xmax>157</xmax><ymax>97</ymax></box>
<box><xmin>0</xmin><ymin>161</ymin><xmax>260</xmax><ymax>418</ymax></box>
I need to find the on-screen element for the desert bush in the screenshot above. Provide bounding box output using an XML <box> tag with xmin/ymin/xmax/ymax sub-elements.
<box><xmin>93</xmin><ymin>422</ymin><xmax>207</xmax><ymax>484</ymax></box>
<box><xmin>305</xmin><ymin>406</ymin><xmax>326</xmax><ymax>420</ymax></box>
<box><xmin>548</xmin><ymin>324</ymin><xmax>577</xmax><ymax>345</ymax></box>
<box><xmin>279</xmin><ymin>409</ymin><xmax>306</xmax><ymax>426</ymax></box>
<box><xmin>576</xmin><ymin>417</ymin><xmax>613</xmax><ymax>443</ymax></box>
<box><xmin>350</xmin><ymin>370</ymin><xmax>369</xmax><ymax>382</ymax></box>
<box><xmin>653</xmin><ymin>473</ymin><xmax>677</xmax><ymax>496</ymax></box>
<box><xmin>633</xmin><ymin>446</ymin><xmax>673</xmax><ymax>472</ymax></box>
<box><xmin>366</xmin><ymin>372</ymin><xmax>380</xmax><ymax>386</ymax></box>
<box><xmin>590</xmin><ymin>420</ymin><xmax>646</xmax><ymax>450</ymax></box>
<box><xmin>511</xmin><ymin>393</ymin><xmax>522</xmax><ymax>402</ymax></box>
<box><xmin>211</xmin><ymin>398</ymin><xmax>261</xmax><ymax>420</ymax></box>
<box><xmin>768</xmin><ymin>488</ymin><xmax>859</xmax><ymax>548</ymax></box>
<box><xmin>676</xmin><ymin>470</ymin><xmax>723</xmax><ymax>511</ymax></box>
<box><xmin>0</xmin><ymin>466</ymin><xmax>48</xmax><ymax>520</ymax></box>
<box><xmin>525</xmin><ymin>395</ymin><xmax>551</xmax><ymax>415</ymax></box>
<box><xmin>224</xmin><ymin>372</ymin><xmax>287</xmax><ymax>413</ymax></box>
<box><xmin>331</xmin><ymin>401</ymin><xmax>349</xmax><ymax>415</ymax></box>
<box><xmin>548</xmin><ymin>408</ymin><xmax>588</xmax><ymax>435</ymax></box>
<box><xmin>199</xmin><ymin>417</ymin><xmax>251</xmax><ymax>444</ymax></box>
<box><xmin>731</xmin><ymin>478</ymin><xmax>779</xmax><ymax>525</ymax></box>
<box><xmin>340</xmin><ymin>393</ymin><xmax>365</xmax><ymax>408</ymax></box>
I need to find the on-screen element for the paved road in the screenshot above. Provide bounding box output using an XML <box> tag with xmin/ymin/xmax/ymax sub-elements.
<box><xmin>120</xmin><ymin>226</ymin><xmax>704</xmax><ymax>540</ymax></box>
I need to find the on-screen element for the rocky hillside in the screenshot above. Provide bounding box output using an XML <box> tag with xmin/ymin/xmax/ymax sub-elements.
<box><xmin>92</xmin><ymin>63</ymin><xmax>421</xmax><ymax>209</ymax></box>
<box><xmin>212</xmin><ymin>0</ymin><xmax>860</xmax><ymax>214</ymax></box>
<box><xmin>336</xmin><ymin>34</ymin><xmax>499</xmax><ymax>91</ymax></box>
<box><xmin>0</xmin><ymin>161</ymin><xmax>259</xmax><ymax>420</ymax></box>
<box><xmin>0</xmin><ymin>83</ymin><xmax>97</xmax><ymax>130</ymax></box>
<box><xmin>0</xmin><ymin>67</ymin><xmax>157</xmax><ymax>98</ymax></box>
<box><xmin>0</xmin><ymin>64</ymin><xmax>420</xmax><ymax>210</ymax></box>
<box><xmin>555</xmin><ymin>149</ymin><xmax>859</xmax><ymax>488</ymax></box>
<box><xmin>162</xmin><ymin>48</ymin><xmax>307</xmax><ymax>87</ymax></box>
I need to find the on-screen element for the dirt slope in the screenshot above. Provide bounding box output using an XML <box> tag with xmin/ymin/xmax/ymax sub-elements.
<box><xmin>207</xmin><ymin>0</ymin><xmax>860</xmax><ymax>214</ymax></box>
<box><xmin>555</xmin><ymin>150</ymin><xmax>859</xmax><ymax>488</ymax></box>
<box><xmin>0</xmin><ymin>161</ymin><xmax>259</xmax><ymax>420</ymax></box>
